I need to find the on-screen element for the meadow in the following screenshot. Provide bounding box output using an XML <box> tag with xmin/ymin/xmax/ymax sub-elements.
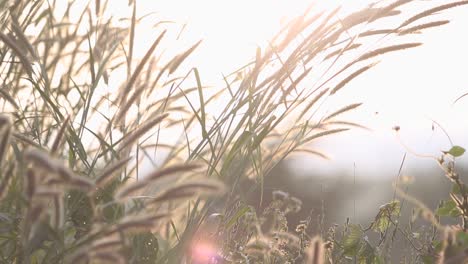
<box><xmin>1</xmin><ymin>0</ymin><xmax>468</xmax><ymax>263</ymax></box>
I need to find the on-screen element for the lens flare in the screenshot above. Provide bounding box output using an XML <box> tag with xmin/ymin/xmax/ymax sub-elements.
<box><xmin>191</xmin><ymin>241</ymin><xmax>219</xmax><ymax>263</ymax></box>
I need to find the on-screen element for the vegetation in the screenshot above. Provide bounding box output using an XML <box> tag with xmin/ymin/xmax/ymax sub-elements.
<box><xmin>0</xmin><ymin>0</ymin><xmax>467</xmax><ymax>263</ymax></box>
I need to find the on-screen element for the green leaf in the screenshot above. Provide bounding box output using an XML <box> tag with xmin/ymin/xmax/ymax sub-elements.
<box><xmin>358</xmin><ymin>241</ymin><xmax>377</xmax><ymax>264</ymax></box>
<box><xmin>452</xmin><ymin>184</ymin><xmax>462</xmax><ymax>195</ymax></box>
<box><xmin>226</xmin><ymin>206</ymin><xmax>251</xmax><ymax>229</ymax></box>
<box><xmin>371</xmin><ymin>201</ymin><xmax>400</xmax><ymax>233</ymax></box>
<box><xmin>343</xmin><ymin>224</ymin><xmax>363</xmax><ymax>257</ymax></box>
<box><xmin>446</xmin><ymin>146</ymin><xmax>465</xmax><ymax>157</ymax></box>
<box><xmin>436</xmin><ymin>200</ymin><xmax>458</xmax><ymax>217</ymax></box>
<box><xmin>450</xmin><ymin>208</ymin><xmax>462</xmax><ymax>217</ymax></box>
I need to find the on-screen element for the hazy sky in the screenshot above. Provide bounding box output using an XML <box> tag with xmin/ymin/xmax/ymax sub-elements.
<box><xmin>108</xmin><ymin>0</ymin><xmax>468</xmax><ymax>179</ymax></box>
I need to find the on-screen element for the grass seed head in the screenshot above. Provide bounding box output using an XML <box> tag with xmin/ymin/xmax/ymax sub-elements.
<box><xmin>24</xmin><ymin>148</ymin><xmax>58</xmax><ymax>173</ymax></box>
<box><xmin>50</xmin><ymin>115</ymin><xmax>70</xmax><ymax>155</ymax></box>
<box><xmin>115</xmin><ymin>162</ymin><xmax>202</xmax><ymax>200</ymax></box>
<box><xmin>95</xmin><ymin>156</ymin><xmax>132</xmax><ymax>188</ymax></box>
<box><xmin>307</xmin><ymin>236</ymin><xmax>325</xmax><ymax>264</ymax></box>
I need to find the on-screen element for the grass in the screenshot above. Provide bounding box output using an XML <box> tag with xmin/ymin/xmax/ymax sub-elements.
<box><xmin>0</xmin><ymin>0</ymin><xmax>468</xmax><ymax>263</ymax></box>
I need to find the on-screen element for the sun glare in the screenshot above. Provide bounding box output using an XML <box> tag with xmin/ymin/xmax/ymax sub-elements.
<box><xmin>190</xmin><ymin>240</ymin><xmax>220</xmax><ymax>263</ymax></box>
<box><xmin>118</xmin><ymin>0</ymin><xmax>374</xmax><ymax>75</ymax></box>
<box><xmin>55</xmin><ymin>0</ymin><xmax>468</xmax><ymax>178</ymax></box>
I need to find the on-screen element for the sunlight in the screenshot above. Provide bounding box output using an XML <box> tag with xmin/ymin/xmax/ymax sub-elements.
<box><xmin>190</xmin><ymin>240</ymin><xmax>220</xmax><ymax>263</ymax></box>
<box><xmin>108</xmin><ymin>0</ymin><xmax>468</xmax><ymax>178</ymax></box>
<box><xmin>55</xmin><ymin>0</ymin><xmax>468</xmax><ymax>178</ymax></box>
<box><xmin>129</xmin><ymin>0</ymin><xmax>374</xmax><ymax>74</ymax></box>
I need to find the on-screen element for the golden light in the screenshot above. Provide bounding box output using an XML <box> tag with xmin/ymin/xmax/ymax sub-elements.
<box><xmin>57</xmin><ymin>0</ymin><xmax>468</xmax><ymax>178</ymax></box>
<box><xmin>190</xmin><ymin>240</ymin><xmax>220</xmax><ymax>263</ymax></box>
<box><xmin>130</xmin><ymin>0</ymin><xmax>375</xmax><ymax>74</ymax></box>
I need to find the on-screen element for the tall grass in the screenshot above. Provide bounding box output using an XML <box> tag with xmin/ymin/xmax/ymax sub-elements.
<box><xmin>0</xmin><ymin>0</ymin><xmax>467</xmax><ymax>263</ymax></box>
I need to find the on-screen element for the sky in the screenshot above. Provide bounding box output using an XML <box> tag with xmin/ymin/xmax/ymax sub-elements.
<box><xmin>105</xmin><ymin>0</ymin><xmax>468</xmax><ymax>179</ymax></box>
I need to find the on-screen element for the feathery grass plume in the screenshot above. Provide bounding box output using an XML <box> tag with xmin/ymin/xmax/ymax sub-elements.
<box><xmin>117</xmin><ymin>30</ymin><xmax>167</xmax><ymax>120</ymax></box>
<box><xmin>148</xmin><ymin>179</ymin><xmax>225</xmax><ymax>204</ymax></box>
<box><xmin>25</xmin><ymin>147</ymin><xmax>94</xmax><ymax>191</ymax></box>
<box><xmin>279</xmin><ymin>67</ymin><xmax>313</xmax><ymax>104</ymax></box>
<box><xmin>50</xmin><ymin>115</ymin><xmax>70</xmax><ymax>155</ymax></box>
<box><xmin>297</xmin><ymin>88</ymin><xmax>329</xmax><ymax>120</ymax></box>
<box><xmin>56</xmin><ymin>165</ymin><xmax>94</xmax><ymax>191</ymax></box>
<box><xmin>296</xmin><ymin>7</ymin><xmax>341</xmax><ymax>63</ymax></box>
<box><xmin>150</xmin><ymin>188</ymin><xmax>197</xmax><ymax>204</ymax></box>
<box><xmin>330</xmin><ymin>64</ymin><xmax>376</xmax><ymax>95</ymax></box>
<box><xmin>168</xmin><ymin>40</ymin><xmax>202</xmax><ymax>74</ymax></box>
<box><xmin>357</xmin><ymin>43</ymin><xmax>422</xmax><ymax>62</ymax></box>
<box><xmin>294</xmin><ymin>149</ymin><xmax>330</xmax><ymax>160</ymax></box>
<box><xmin>0</xmin><ymin>88</ymin><xmax>19</xmax><ymax>110</ymax></box>
<box><xmin>301</xmin><ymin>128</ymin><xmax>349</xmax><ymax>145</ymax></box>
<box><xmin>12</xmin><ymin>132</ymin><xmax>42</xmax><ymax>148</ymax></box>
<box><xmin>340</xmin><ymin>7</ymin><xmax>400</xmax><ymax>30</ymax></box>
<box><xmin>27</xmin><ymin>203</ymin><xmax>46</xmax><ymax>225</ymax></box>
<box><xmin>118</xmin><ymin>113</ymin><xmax>169</xmax><ymax>152</ymax></box>
<box><xmin>0</xmin><ymin>33</ymin><xmax>33</xmax><ymax>77</ymax></box>
<box><xmin>115</xmin><ymin>163</ymin><xmax>202</xmax><ymax>199</ymax></box>
<box><xmin>34</xmin><ymin>187</ymin><xmax>62</xmax><ymax>198</ymax></box>
<box><xmin>24</xmin><ymin>147</ymin><xmax>58</xmax><ymax>172</ymax></box>
<box><xmin>276</xmin><ymin>7</ymin><xmax>322</xmax><ymax>53</ymax></box>
<box><xmin>398</xmin><ymin>20</ymin><xmax>450</xmax><ymax>35</ymax></box>
<box><xmin>128</xmin><ymin>1</ymin><xmax>137</xmax><ymax>76</ymax></box>
<box><xmin>0</xmin><ymin>114</ymin><xmax>12</xmax><ymax>167</ymax></box>
<box><xmin>359</xmin><ymin>29</ymin><xmax>394</xmax><ymax>37</ymax></box>
<box><xmin>323</xmin><ymin>103</ymin><xmax>362</xmax><ymax>121</ymax></box>
<box><xmin>95</xmin><ymin>0</ymin><xmax>100</xmax><ymax>15</ymax></box>
<box><xmin>399</xmin><ymin>1</ymin><xmax>468</xmax><ymax>29</ymax></box>
<box><xmin>0</xmin><ymin>114</ymin><xmax>11</xmax><ymax>128</ymax></box>
<box><xmin>324</xmin><ymin>43</ymin><xmax>362</xmax><ymax>61</ymax></box>
<box><xmin>69</xmin><ymin>176</ymin><xmax>95</xmax><ymax>192</ymax></box>
<box><xmin>0</xmin><ymin>164</ymin><xmax>14</xmax><ymax>200</ymax></box>
<box><xmin>10</xmin><ymin>15</ymin><xmax>36</xmax><ymax>58</ymax></box>
<box><xmin>336</xmin><ymin>0</ymin><xmax>410</xmax><ymax>35</ymax></box>
<box><xmin>105</xmin><ymin>213</ymin><xmax>170</xmax><ymax>236</ymax></box>
<box><xmin>307</xmin><ymin>236</ymin><xmax>325</xmax><ymax>264</ymax></box>
<box><xmin>95</xmin><ymin>156</ymin><xmax>133</xmax><ymax>188</ymax></box>
<box><xmin>91</xmin><ymin>252</ymin><xmax>125</xmax><ymax>264</ymax></box>
<box><xmin>53</xmin><ymin>195</ymin><xmax>64</xmax><ymax>228</ymax></box>
<box><xmin>379</xmin><ymin>0</ymin><xmax>413</xmax><ymax>15</ymax></box>
<box><xmin>24</xmin><ymin>169</ymin><xmax>36</xmax><ymax>200</ymax></box>
<box><xmin>91</xmin><ymin>239</ymin><xmax>123</xmax><ymax>252</ymax></box>
<box><xmin>69</xmin><ymin>247</ymin><xmax>127</xmax><ymax>264</ymax></box>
